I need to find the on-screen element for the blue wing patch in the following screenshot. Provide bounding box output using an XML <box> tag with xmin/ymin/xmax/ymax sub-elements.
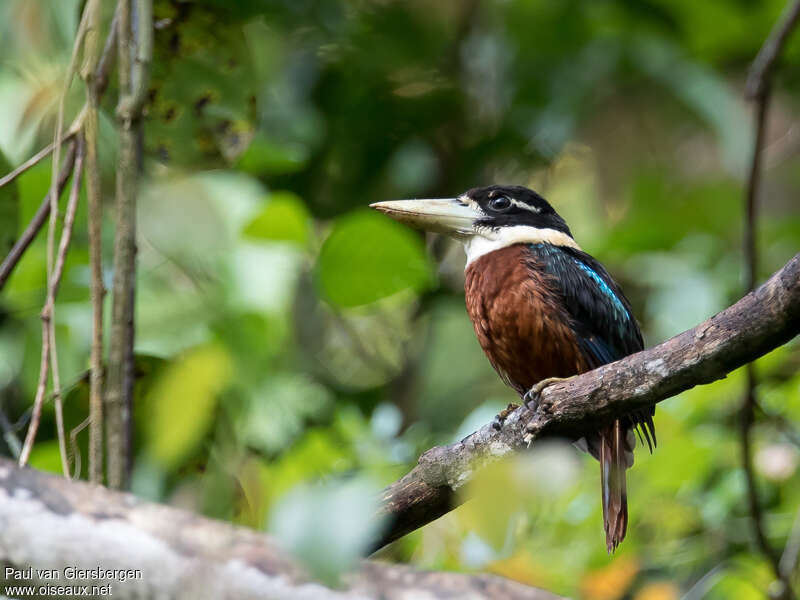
<box><xmin>526</xmin><ymin>242</ymin><xmax>654</xmax><ymax>450</ymax></box>
<box><xmin>571</xmin><ymin>259</ymin><xmax>628</xmax><ymax>318</ymax></box>
<box><xmin>526</xmin><ymin>242</ymin><xmax>642</xmax><ymax>365</ymax></box>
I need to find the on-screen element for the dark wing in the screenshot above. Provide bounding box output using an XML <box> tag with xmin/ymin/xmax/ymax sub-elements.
<box><xmin>526</xmin><ymin>243</ymin><xmax>655</xmax><ymax>449</ymax></box>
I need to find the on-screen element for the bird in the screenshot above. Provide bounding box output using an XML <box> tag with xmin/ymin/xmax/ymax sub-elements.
<box><xmin>371</xmin><ymin>184</ymin><xmax>655</xmax><ymax>552</ymax></box>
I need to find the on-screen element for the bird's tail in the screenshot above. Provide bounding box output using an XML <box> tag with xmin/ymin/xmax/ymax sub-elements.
<box><xmin>599</xmin><ymin>419</ymin><xmax>632</xmax><ymax>553</ymax></box>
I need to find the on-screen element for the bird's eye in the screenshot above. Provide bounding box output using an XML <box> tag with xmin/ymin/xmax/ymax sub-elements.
<box><xmin>489</xmin><ymin>195</ymin><xmax>512</xmax><ymax>212</ymax></box>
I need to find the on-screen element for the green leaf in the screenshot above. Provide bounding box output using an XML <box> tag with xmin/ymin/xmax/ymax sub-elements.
<box><xmin>237</xmin><ymin>373</ymin><xmax>332</xmax><ymax>454</ymax></box>
<box><xmin>146</xmin><ymin>344</ymin><xmax>232</xmax><ymax>469</ymax></box>
<box><xmin>0</xmin><ymin>151</ymin><xmax>19</xmax><ymax>257</ymax></box>
<box><xmin>316</xmin><ymin>209</ymin><xmax>433</xmax><ymax>307</ymax></box>
<box><xmin>28</xmin><ymin>440</ymin><xmax>64</xmax><ymax>475</ymax></box>
<box><xmin>242</xmin><ymin>191</ymin><xmax>311</xmax><ymax>245</ymax></box>
<box><xmin>145</xmin><ymin>1</ymin><xmax>259</xmax><ymax>166</ymax></box>
<box><xmin>235</xmin><ymin>134</ymin><xmax>308</xmax><ymax>176</ymax></box>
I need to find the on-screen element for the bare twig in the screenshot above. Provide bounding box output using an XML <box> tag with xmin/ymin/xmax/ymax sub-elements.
<box><xmin>69</xmin><ymin>416</ymin><xmax>91</xmax><ymax>480</ymax></box>
<box><xmin>18</xmin><ymin>327</ymin><xmax>52</xmax><ymax>468</ymax></box>
<box><xmin>13</xmin><ymin>139</ymin><xmax>78</xmax><ymax>468</ymax></box>
<box><xmin>0</xmin><ymin>0</ymin><xmax>117</xmax><ymax>192</ymax></box>
<box><xmin>38</xmin><ymin>0</ymin><xmax>93</xmax><ymax>480</ymax></box>
<box><xmin>81</xmin><ymin>0</ymin><xmax>106</xmax><ymax>485</ymax></box>
<box><xmin>105</xmin><ymin>0</ymin><xmax>134</xmax><ymax>489</ymax></box>
<box><xmin>740</xmin><ymin>76</ymin><xmax>781</xmax><ymax>597</ymax></box>
<box><xmin>18</xmin><ymin>0</ymin><xmax>97</xmax><ymax>474</ymax></box>
<box><xmin>93</xmin><ymin>6</ymin><xmax>120</xmax><ymax>97</ymax></box>
<box><xmin>743</xmin><ymin>94</ymin><xmax>769</xmax><ymax>294</ymax></box>
<box><xmin>51</xmin><ymin>137</ymin><xmax>85</xmax><ymax>479</ymax></box>
<box><xmin>80</xmin><ymin>0</ymin><xmax>103</xmax><ymax>84</ymax></box>
<box><xmin>0</xmin><ymin>143</ymin><xmax>77</xmax><ymax>292</ymax></box>
<box><xmin>746</xmin><ymin>0</ymin><xmax>800</xmax><ymax>100</ymax></box>
<box><xmin>0</xmin><ymin>4</ymin><xmax>118</xmax><ymax>291</ymax></box>
<box><xmin>18</xmin><ymin>139</ymin><xmax>86</xmax><ymax>474</ymax></box>
<box><xmin>9</xmin><ymin>0</ymin><xmax>118</xmax><ymax>473</ymax></box>
<box><xmin>740</xmin><ymin>4</ymin><xmax>800</xmax><ymax>598</ymax></box>
<box><xmin>117</xmin><ymin>0</ymin><xmax>153</xmax><ymax>118</ymax></box>
<box><xmin>372</xmin><ymin>254</ymin><xmax>800</xmax><ymax>550</ymax></box>
<box><xmin>0</xmin><ymin>134</ymin><xmax>72</xmax><ymax>190</ymax></box>
<box><xmin>106</xmin><ymin>0</ymin><xmax>152</xmax><ymax>489</ymax></box>
<box><xmin>739</xmin><ymin>367</ymin><xmax>781</xmax><ymax>570</ymax></box>
<box><xmin>47</xmin><ymin>0</ymin><xmax>91</xmax><ymax>283</ymax></box>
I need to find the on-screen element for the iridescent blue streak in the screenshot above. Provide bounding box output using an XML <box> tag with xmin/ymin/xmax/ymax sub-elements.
<box><xmin>571</xmin><ymin>258</ymin><xmax>628</xmax><ymax>317</ymax></box>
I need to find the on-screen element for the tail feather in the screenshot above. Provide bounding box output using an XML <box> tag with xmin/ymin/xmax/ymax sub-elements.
<box><xmin>600</xmin><ymin>419</ymin><xmax>630</xmax><ymax>553</ymax></box>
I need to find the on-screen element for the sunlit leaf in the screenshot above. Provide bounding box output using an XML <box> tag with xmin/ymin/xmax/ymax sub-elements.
<box><xmin>146</xmin><ymin>1</ymin><xmax>258</xmax><ymax>166</ymax></box>
<box><xmin>236</xmin><ymin>134</ymin><xmax>308</xmax><ymax>176</ymax></box>
<box><xmin>146</xmin><ymin>344</ymin><xmax>232</xmax><ymax>469</ymax></box>
<box><xmin>237</xmin><ymin>373</ymin><xmax>332</xmax><ymax>454</ymax></box>
<box><xmin>315</xmin><ymin>209</ymin><xmax>433</xmax><ymax>307</ymax></box>
<box><xmin>28</xmin><ymin>440</ymin><xmax>64</xmax><ymax>475</ymax></box>
<box><xmin>242</xmin><ymin>191</ymin><xmax>311</xmax><ymax>245</ymax></box>
<box><xmin>260</xmin><ymin>429</ymin><xmax>354</xmax><ymax>508</ymax></box>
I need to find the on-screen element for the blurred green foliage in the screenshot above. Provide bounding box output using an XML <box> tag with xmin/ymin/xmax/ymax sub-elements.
<box><xmin>0</xmin><ymin>152</ymin><xmax>19</xmax><ymax>257</ymax></box>
<box><xmin>0</xmin><ymin>0</ymin><xmax>799</xmax><ymax>598</ymax></box>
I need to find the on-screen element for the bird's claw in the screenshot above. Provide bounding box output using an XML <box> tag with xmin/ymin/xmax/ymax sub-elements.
<box><xmin>523</xmin><ymin>376</ymin><xmax>571</xmax><ymax>410</ymax></box>
<box><xmin>522</xmin><ymin>389</ymin><xmax>539</xmax><ymax>411</ymax></box>
<box><xmin>491</xmin><ymin>403</ymin><xmax>520</xmax><ymax>430</ymax></box>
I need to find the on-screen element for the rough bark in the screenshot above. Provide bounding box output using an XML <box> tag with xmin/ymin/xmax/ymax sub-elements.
<box><xmin>373</xmin><ymin>253</ymin><xmax>800</xmax><ymax>550</ymax></box>
<box><xmin>0</xmin><ymin>460</ymin><xmax>561</xmax><ymax>600</ymax></box>
<box><xmin>81</xmin><ymin>0</ymin><xmax>106</xmax><ymax>485</ymax></box>
<box><xmin>106</xmin><ymin>0</ymin><xmax>151</xmax><ymax>489</ymax></box>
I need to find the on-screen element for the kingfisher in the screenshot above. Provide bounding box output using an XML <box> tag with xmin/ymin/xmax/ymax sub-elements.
<box><xmin>371</xmin><ymin>184</ymin><xmax>655</xmax><ymax>552</ymax></box>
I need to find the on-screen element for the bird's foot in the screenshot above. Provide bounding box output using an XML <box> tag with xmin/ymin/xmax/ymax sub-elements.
<box><xmin>492</xmin><ymin>403</ymin><xmax>520</xmax><ymax>430</ymax></box>
<box><xmin>523</xmin><ymin>376</ymin><xmax>576</xmax><ymax>445</ymax></box>
<box><xmin>523</xmin><ymin>376</ymin><xmax>572</xmax><ymax>411</ymax></box>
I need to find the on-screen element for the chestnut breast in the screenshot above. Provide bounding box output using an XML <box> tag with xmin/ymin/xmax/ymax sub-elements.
<box><xmin>464</xmin><ymin>243</ymin><xmax>589</xmax><ymax>395</ymax></box>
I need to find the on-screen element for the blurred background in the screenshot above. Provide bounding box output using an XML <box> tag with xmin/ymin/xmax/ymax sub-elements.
<box><xmin>1</xmin><ymin>0</ymin><xmax>799</xmax><ymax>598</ymax></box>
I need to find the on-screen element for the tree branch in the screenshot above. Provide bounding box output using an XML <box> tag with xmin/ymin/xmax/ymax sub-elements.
<box><xmin>740</xmin><ymin>4</ymin><xmax>800</xmax><ymax>598</ymax></box>
<box><xmin>746</xmin><ymin>0</ymin><xmax>800</xmax><ymax>101</ymax></box>
<box><xmin>0</xmin><ymin>133</ymin><xmax>77</xmax><ymax>190</ymax></box>
<box><xmin>106</xmin><ymin>0</ymin><xmax>151</xmax><ymax>489</ymax></box>
<box><xmin>17</xmin><ymin>139</ymin><xmax>86</xmax><ymax>473</ymax></box>
<box><xmin>48</xmin><ymin>135</ymin><xmax>86</xmax><ymax>478</ymax></box>
<box><xmin>81</xmin><ymin>0</ymin><xmax>107</xmax><ymax>486</ymax></box>
<box><xmin>0</xmin><ymin>459</ymin><xmax>562</xmax><ymax>600</ymax></box>
<box><xmin>0</xmin><ymin>143</ymin><xmax>77</xmax><ymax>291</ymax></box>
<box><xmin>373</xmin><ymin>253</ymin><xmax>800</xmax><ymax>550</ymax></box>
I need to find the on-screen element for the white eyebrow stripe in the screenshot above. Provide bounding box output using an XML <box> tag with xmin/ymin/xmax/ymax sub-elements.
<box><xmin>509</xmin><ymin>198</ymin><xmax>540</xmax><ymax>213</ymax></box>
<box><xmin>464</xmin><ymin>193</ymin><xmax>541</xmax><ymax>213</ymax></box>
